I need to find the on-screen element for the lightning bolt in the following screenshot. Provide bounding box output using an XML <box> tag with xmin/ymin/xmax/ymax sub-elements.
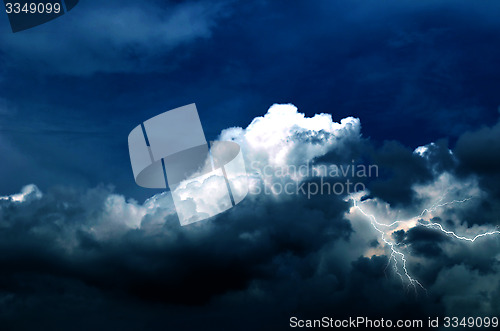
<box><xmin>353</xmin><ymin>199</ymin><xmax>426</xmax><ymax>293</ymax></box>
<box><xmin>419</xmin><ymin>222</ymin><xmax>500</xmax><ymax>242</ymax></box>
<box><xmin>351</xmin><ymin>194</ymin><xmax>500</xmax><ymax>292</ymax></box>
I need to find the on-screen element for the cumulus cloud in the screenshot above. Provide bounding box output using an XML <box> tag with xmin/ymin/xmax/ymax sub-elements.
<box><xmin>152</xmin><ymin>104</ymin><xmax>362</xmax><ymax>224</ymax></box>
<box><xmin>219</xmin><ymin>103</ymin><xmax>361</xmax><ymax>168</ymax></box>
<box><xmin>0</xmin><ymin>104</ymin><xmax>357</xmax><ymax>306</ymax></box>
<box><xmin>0</xmin><ymin>104</ymin><xmax>499</xmax><ymax>328</ymax></box>
<box><xmin>218</xmin><ymin>104</ymin><xmax>361</xmax><ymax>199</ymax></box>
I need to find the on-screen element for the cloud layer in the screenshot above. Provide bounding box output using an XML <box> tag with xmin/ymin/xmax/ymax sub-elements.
<box><xmin>0</xmin><ymin>0</ymin><xmax>229</xmax><ymax>75</ymax></box>
<box><xmin>1</xmin><ymin>104</ymin><xmax>499</xmax><ymax>329</ymax></box>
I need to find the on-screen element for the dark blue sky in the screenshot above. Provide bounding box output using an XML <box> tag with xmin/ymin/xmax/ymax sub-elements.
<box><xmin>1</xmin><ymin>2</ymin><xmax>500</xmax><ymax>329</ymax></box>
<box><xmin>1</xmin><ymin>0</ymin><xmax>500</xmax><ymax>198</ymax></box>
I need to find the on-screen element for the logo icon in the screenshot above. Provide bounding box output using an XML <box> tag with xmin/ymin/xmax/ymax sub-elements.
<box><xmin>128</xmin><ymin>104</ymin><xmax>249</xmax><ymax>225</ymax></box>
<box><xmin>4</xmin><ymin>0</ymin><xmax>79</xmax><ymax>33</ymax></box>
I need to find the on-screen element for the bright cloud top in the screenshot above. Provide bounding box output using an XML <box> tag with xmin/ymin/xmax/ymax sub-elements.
<box><xmin>220</xmin><ymin>103</ymin><xmax>361</xmax><ymax>168</ymax></box>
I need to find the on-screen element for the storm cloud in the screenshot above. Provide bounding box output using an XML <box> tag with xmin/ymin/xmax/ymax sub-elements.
<box><xmin>1</xmin><ymin>104</ymin><xmax>500</xmax><ymax>329</ymax></box>
<box><xmin>1</xmin><ymin>0</ymin><xmax>500</xmax><ymax>329</ymax></box>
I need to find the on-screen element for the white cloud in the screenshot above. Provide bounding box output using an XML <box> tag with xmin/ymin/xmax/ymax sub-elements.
<box><xmin>412</xmin><ymin>172</ymin><xmax>483</xmax><ymax>211</ymax></box>
<box><xmin>145</xmin><ymin>103</ymin><xmax>362</xmax><ymax>224</ymax></box>
<box><xmin>0</xmin><ymin>184</ymin><xmax>42</xmax><ymax>203</ymax></box>
<box><xmin>1</xmin><ymin>103</ymin><xmax>361</xmax><ymax>230</ymax></box>
<box><xmin>218</xmin><ymin>103</ymin><xmax>361</xmax><ymax>198</ymax></box>
<box><xmin>220</xmin><ymin>103</ymin><xmax>361</xmax><ymax>169</ymax></box>
<box><xmin>1</xmin><ymin>102</ymin><xmax>499</xmax><ymax>314</ymax></box>
<box><xmin>1</xmin><ymin>103</ymin><xmax>491</xmax><ymax>244</ymax></box>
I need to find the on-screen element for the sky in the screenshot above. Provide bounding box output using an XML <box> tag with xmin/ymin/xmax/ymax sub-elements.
<box><xmin>1</xmin><ymin>0</ymin><xmax>500</xmax><ymax>329</ymax></box>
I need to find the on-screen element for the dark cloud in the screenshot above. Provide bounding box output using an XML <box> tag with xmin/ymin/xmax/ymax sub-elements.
<box><xmin>455</xmin><ymin>121</ymin><xmax>500</xmax><ymax>175</ymax></box>
<box><xmin>368</xmin><ymin>141</ymin><xmax>433</xmax><ymax>205</ymax></box>
<box><xmin>0</xmin><ymin>187</ymin><xmax>439</xmax><ymax>329</ymax></box>
<box><xmin>2</xmin><ymin>109</ymin><xmax>500</xmax><ymax>327</ymax></box>
<box><xmin>0</xmin><ymin>185</ymin><xmax>350</xmax><ymax>324</ymax></box>
<box><xmin>402</xmin><ymin>225</ymin><xmax>449</xmax><ymax>258</ymax></box>
<box><xmin>1</xmin><ymin>0</ymin><xmax>500</xmax><ymax>329</ymax></box>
